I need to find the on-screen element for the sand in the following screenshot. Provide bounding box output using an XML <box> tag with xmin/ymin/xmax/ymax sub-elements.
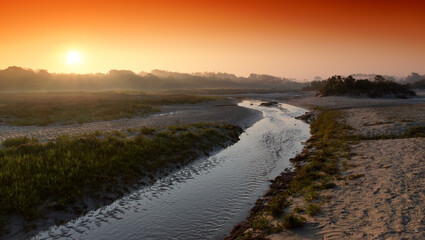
<box><xmin>268</xmin><ymin>93</ymin><xmax>425</xmax><ymax>240</ymax></box>
<box><xmin>0</xmin><ymin>99</ymin><xmax>262</xmax><ymax>143</ymax></box>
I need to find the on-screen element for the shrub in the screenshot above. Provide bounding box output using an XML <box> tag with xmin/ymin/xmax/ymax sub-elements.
<box><xmin>304</xmin><ymin>191</ymin><xmax>319</xmax><ymax>202</ymax></box>
<box><xmin>251</xmin><ymin>216</ymin><xmax>269</xmax><ymax>230</ymax></box>
<box><xmin>267</xmin><ymin>194</ymin><xmax>289</xmax><ymax>217</ymax></box>
<box><xmin>306</xmin><ymin>204</ymin><xmax>320</xmax><ymax>216</ymax></box>
<box><xmin>294</xmin><ymin>207</ymin><xmax>304</xmax><ymax>213</ymax></box>
<box><xmin>281</xmin><ymin>214</ymin><xmax>306</xmax><ymax>229</ymax></box>
<box><xmin>140</xmin><ymin>127</ymin><xmax>156</xmax><ymax>135</ymax></box>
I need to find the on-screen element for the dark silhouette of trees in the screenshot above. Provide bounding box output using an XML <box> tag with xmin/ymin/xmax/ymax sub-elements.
<box><xmin>319</xmin><ymin>75</ymin><xmax>416</xmax><ymax>98</ymax></box>
<box><xmin>409</xmin><ymin>79</ymin><xmax>425</xmax><ymax>89</ymax></box>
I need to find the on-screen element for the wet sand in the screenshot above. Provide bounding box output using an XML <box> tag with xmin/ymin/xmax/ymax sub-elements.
<box><xmin>268</xmin><ymin>93</ymin><xmax>425</xmax><ymax>240</ymax></box>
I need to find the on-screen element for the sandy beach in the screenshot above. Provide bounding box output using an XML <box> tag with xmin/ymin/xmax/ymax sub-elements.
<box><xmin>266</xmin><ymin>92</ymin><xmax>425</xmax><ymax>239</ymax></box>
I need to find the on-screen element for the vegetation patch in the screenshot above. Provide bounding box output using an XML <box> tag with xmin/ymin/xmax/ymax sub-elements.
<box><xmin>251</xmin><ymin>216</ymin><xmax>270</xmax><ymax>230</ymax></box>
<box><xmin>281</xmin><ymin>214</ymin><xmax>306</xmax><ymax>229</ymax></box>
<box><xmin>306</xmin><ymin>204</ymin><xmax>320</xmax><ymax>216</ymax></box>
<box><xmin>0</xmin><ymin>123</ymin><xmax>242</xmax><ymax>236</ymax></box>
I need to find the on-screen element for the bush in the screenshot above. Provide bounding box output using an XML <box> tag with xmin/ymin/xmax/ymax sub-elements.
<box><xmin>267</xmin><ymin>194</ymin><xmax>289</xmax><ymax>217</ymax></box>
<box><xmin>306</xmin><ymin>204</ymin><xmax>320</xmax><ymax>216</ymax></box>
<box><xmin>251</xmin><ymin>216</ymin><xmax>269</xmax><ymax>230</ymax></box>
<box><xmin>140</xmin><ymin>127</ymin><xmax>156</xmax><ymax>135</ymax></box>
<box><xmin>281</xmin><ymin>214</ymin><xmax>306</xmax><ymax>229</ymax></box>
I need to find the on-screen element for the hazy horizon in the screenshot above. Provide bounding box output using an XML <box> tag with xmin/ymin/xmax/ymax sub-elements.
<box><xmin>1</xmin><ymin>0</ymin><xmax>425</xmax><ymax>80</ymax></box>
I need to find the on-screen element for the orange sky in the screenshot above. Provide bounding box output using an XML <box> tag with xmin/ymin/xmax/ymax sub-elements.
<box><xmin>1</xmin><ymin>0</ymin><xmax>424</xmax><ymax>80</ymax></box>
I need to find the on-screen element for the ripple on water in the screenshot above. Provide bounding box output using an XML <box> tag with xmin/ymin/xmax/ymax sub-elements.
<box><xmin>32</xmin><ymin>100</ymin><xmax>310</xmax><ymax>240</ymax></box>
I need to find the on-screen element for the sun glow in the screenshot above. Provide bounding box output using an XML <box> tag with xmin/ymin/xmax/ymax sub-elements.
<box><xmin>66</xmin><ymin>51</ymin><xmax>81</xmax><ymax>65</ymax></box>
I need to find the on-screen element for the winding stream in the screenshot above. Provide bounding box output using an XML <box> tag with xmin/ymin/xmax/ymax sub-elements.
<box><xmin>32</xmin><ymin>100</ymin><xmax>310</xmax><ymax>240</ymax></box>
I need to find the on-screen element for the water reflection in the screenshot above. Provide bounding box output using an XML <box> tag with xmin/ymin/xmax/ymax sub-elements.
<box><xmin>33</xmin><ymin>100</ymin><xmax>310</xmax><ymax>240</ymax></box>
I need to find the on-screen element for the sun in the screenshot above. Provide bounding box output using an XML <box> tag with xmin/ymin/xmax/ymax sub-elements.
<box><xmin>66</xmin><ymin>51</ymin><xmax>81</xmax><ymax>65</ymax></box>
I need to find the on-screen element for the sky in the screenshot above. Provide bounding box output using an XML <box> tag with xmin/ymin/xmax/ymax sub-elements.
<box><xmin>1</xmin><ymin>0</ymin><xmax>424</xmax><ymax>80</ymax></box>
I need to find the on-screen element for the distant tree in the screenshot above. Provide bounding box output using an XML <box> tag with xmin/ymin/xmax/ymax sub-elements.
<box><xmin>318</xmin><ymin>75</ymin><xmax>415</xmax><ymax>98</ymax></box>
<box><xmin>410</xmin><ymin>79</ymin><xmax>425</xmax><ymax>89</ymax></box>
<box><xmin>374</xmin><ymin>75</ymin><xmax>385</xmax><ymax>82</ymax></box>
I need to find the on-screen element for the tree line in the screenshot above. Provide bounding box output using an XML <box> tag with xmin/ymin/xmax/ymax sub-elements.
<box><xmin>306</xmin><ymin>75</ymin><xmax>416</xmax><ymax>98</ymax></box>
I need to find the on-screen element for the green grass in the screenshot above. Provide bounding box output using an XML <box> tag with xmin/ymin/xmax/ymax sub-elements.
<box><xmin>291</xmin><ymin>110</ymin><xmax>352</xmax><ymax>195</ymax></box>
<box><xmin>267</xmin><ymin>193</ymin><xmax>289</xmax><ymax>217</ymax></box>
<box><xmin>281</xmin><ymin>214</ymin><xmax>306</xmax><ymax>229</ymax></box>
<box><xmin>251</xmin><ymin>216</ymin><xmax>270</xmax><ymax>230</ymax></box>
<box><xmin>0</xmin><ymin>92</ymin><xmax>217</xmax><ymax>126</ymax></box>
<box><xmin>1</xmin><ymin>137</ymin><xmax>38</xmax><ymax>148</ymax></box>
<box><xmin>306</xmin><ymin>203</ymin><xmax>320</xmax><ymax>216</ymax></box>
<box><xmin>0</xmin><ymin>123</ymin><xmax>242</xmax><ymax>227</ymax></box>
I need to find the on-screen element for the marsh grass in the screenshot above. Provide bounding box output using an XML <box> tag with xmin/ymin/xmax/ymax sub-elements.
<box><xmin>281</xmin><ymin>214</ymin><xmax>306</xmax><ymax>229</ymax></box>
<box><xmin>1</xmin><ymin>137</ymin><xmax>38</xmax><ymax>148</ymax></box>
<box><xmin>267</xmin><ymin>193</ymin><xmax>289</xmax><ymax>217</ymax></box>
<box><xmin>0</xmin><ymin>92</ymin><xmax>217</xmax><ymax>126</ymax></box>
<box><xmin>0</xmin><ymin>123</ymin><xmax>242</xmax><ymax>230</ymax></box>
<box><xmin>306</xmin><ymin>203</ymin><xmax>320</xmax><ymax>216</ymax></box>
<box><xmin>251</xmin><ymin>216</ymin><xmax>270</xmax><ymax>230</ymax></box>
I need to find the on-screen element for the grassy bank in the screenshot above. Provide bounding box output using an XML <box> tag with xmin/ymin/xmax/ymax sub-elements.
<box><xmin>0</xmin><ymin>92</ymin><xmax>217</xmax><ymax>126</ymax></box>
<box><xmin>0</xmin><ymin>123</ymin><xmax>242</xmax><ymax>235</ymax></box>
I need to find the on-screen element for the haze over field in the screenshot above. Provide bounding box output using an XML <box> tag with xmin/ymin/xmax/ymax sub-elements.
<box><xmin>0</xmin><ymin>67</ymin><xmax>304</xmax><ymax>92</ymax></box>
<box><xmin>1</xmin><ymin>0</ymin><xmax>425</xmax><ymax>80</ymax></box>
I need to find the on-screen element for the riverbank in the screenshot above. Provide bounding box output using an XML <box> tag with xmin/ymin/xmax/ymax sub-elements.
<box><xmin>29</xmin><ymin>100</ymin><xmax>310</xmax><ymax>240</ymax></box>
<box><xmin>0</xmin><ymin>99</ymin><xmax>262</xmax><ymax>240</ymax></box>
<box><xmin>226</xmin><ymin>93</ymin><xmax>425</xmax><ymax>239</ymax></box>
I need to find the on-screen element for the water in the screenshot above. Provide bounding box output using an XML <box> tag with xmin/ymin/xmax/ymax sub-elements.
<box><xmin>33</xmin><ymin>100</ymin><xmax>310</xmax><ymax>240</ymax></box>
